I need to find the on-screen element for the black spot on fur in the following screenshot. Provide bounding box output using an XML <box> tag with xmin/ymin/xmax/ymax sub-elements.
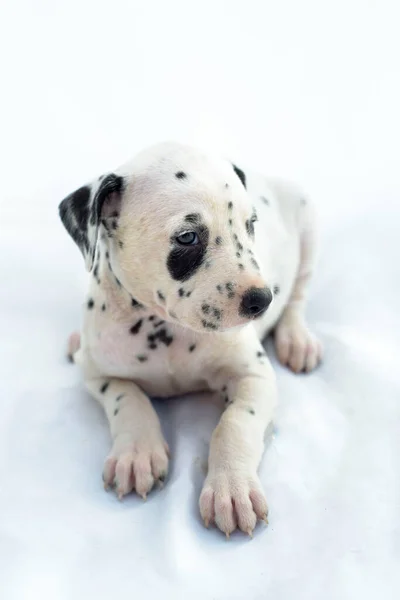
<box><xmin>101</xmin><ymin>303</ymin><xmax>106</xmax><ymax>311</ymax></box>
<box><xmin>118</xmin><ymin>240</ymin><xmax>124</xmax><ymax>249</ymax></box>
<box><xmin>248</xmin><ymin>408</ymin><xmax>255</xmax><ymax>415</ymax></box>
<box><xmin>189</xmin><ymin>344</ymin><xmax>196</xmax><ymax>352</ymax></box>
<box><xmin>228</xmin><ymin>219</ymin><xmax>233</xmax><ymax>226</ymax></box>
<box><xmin>114</xmin><ymin>408</ymin><xmax>119</xmax><ymax>416</ymax></box>
<box><xmin>149</xmin><ymin>343</ymin><xmax>157</xmax><ymax>350</ymax></box>
<box><xmin>224</xmin><ymin>396</ymin><xmax>229</xmax><ymax>403</ymax></box>
<box><xmin>245</xmin><ymin>219</ymin><xmax>254</xmax><ymax>237</ymax></box>
<box><xmin>228</xmin><ymin>291</ymin><xmax>235</xmax><ymax>299</ymax></box>
<box><xmin>213</xmin><ymin>308</ymin><xmax>221</xmax><ymax>320</ymax></box>
<box><xmin>215</xmin><ymin>236</ymin><xmax>222</xmax><ymax>245</ymax></box>
<box><xmin>274</xmin><ymin>285</ymin><xmax>280</xmax><ymax>295</ymax></box>
<box><xmin>100</xmin><ymin>382</ymin><xmax>109</xmax><ymax>393</ymax></box>
<box><xmin>154</xmin><ymin>319</ymin><xmax>165</xmax><ymax>328</ymax></box>
<box><xmin>178</xmin><ymin>288</ymin><xmax>185</xmax><ymax>297</ymax></box>
<box><xmin>111</xmin><ymin>220</ymin><xmax>118</xmax><ymax>230</ymax></box>
<box><xmin>226</xmin><ymin>282</ymin><xmax>234</xmax><ymax>292</ymax></box>
<box><xmin>137</xmin><ymin>355</ymin><xmax>148</xmax><ymax>362</ymax></box>
<box><xmin>157</xmin><ymin>291</ymin><xmax>166</xmax><ymax>302</ymax></box>
<box><xmin>250</xmin><ymin>257</ymin><xmax>260</xmax><ymax>270</ymax></box>
<box><xmin>202</xmin><ymin>320</ymin><xmax>218</xmax><ymax>330</ymax></box>
<box><xmin>115</xmin><ymin>276</ymin><xmax>121</xmax><ymax>287</ymax></box>
<box><xmin>257</xmin><ymin>351</ymin><xmax>266</xmax><ymax>358</ymax></box>
<box><xmin>238</xmin><ymin>263</ymin><xmax>244</xmax><ymax>270</ymax></box>
<box><xmin>221</xmin><ymin>385</ymin><xmax>227</xmax><ymax>392</ymax></box>
<box><xmin>232</xmin><ymin>163</ymin><xmax>246</xmax><ymax>188</ymax></box>
<box><xmin>159</xmin><ymin>329</ymin><xmax>173</xmax><ymax>346</ymax></box>
<box><xmin>202</xmin><ymin>303</ymin><xmax>210</xmax><ymax>314</ymax></box>
<box><xmin>105</xmin><ymin>251</ymin><xmax>109</xmax><ymax>259</ymax></box>
<box><xmin>237</xmin><ymin>242</ymin><xmax>243</xmax><ymax>252</ymax></box>
<box><xmin>87</xmin><ymin>298</ymin><xmax>94</xmax><ymax>309</ymax></box>
<box><xmin>228</xmin><ymin>201</ymin><xmax>233</xmax><ymax>210</ymax></box>
<box><xmin>186</xmin><ymin>291</ymin><xmax>192</xmax><ymax>297</ymax></box>
<box><xmin>216</xmin><ymin>284</ymin><xmax>223</xmax><ymax>293</ymax></box>
<box><xmin>131</xmin><ymin>297</ymin><xmax>142</xmax><ymax>308</ymax></box>
<box><xmin>175</xmin><ymin>171</ymin><xmax>187</xmax><ymax>179</ymax></box>
<box><xmin>148</xmin><ymin>315</ymin><xmax>155</xmax><ymax>321</ymax></box>
<box><xmin>260</xmin><ymin>196</ymin><xmax>269</xmax><ymax>205</ymax></box>
<box><xmin>116</xmin><ymin>394</ymin><xmax>124</xmax><ymax>402</ymax></box>
<box><xmin>233</xmin><ymin>233</ymin><xmax>238</xmax><ymax>241</ymax></box>
<box><xmin>130</xmin><ymin>319</ymin><xmax>143</xmax><ymax>335</ymax></box>
<box><xmin>149</xmin><ymin>328</ymin><xmax>173</xmax><ymax>347</ymax></box>
<box><xmin>236</xmin><ymin>252</ymin><xmax>241</xmax><ymax>258</ymax></box>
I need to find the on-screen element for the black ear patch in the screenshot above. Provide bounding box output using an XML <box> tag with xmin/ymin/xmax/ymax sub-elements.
<box><xmin>59</xmin><ymin>185</ymin><xmax>91</xmax><ymax>257</ymax></box>
<box><xmin>232</xmin><ymin>163</ymin><xmax>246</xmax><ymax>188</ymax></box>
<box><xmin>90</xmin><ymin>174</ymin><xmax>125</xmax><ymax>226</ymax></box>
<box><xmin>59</xmin><ymin>173</ymin><xmax>126</xmax><ymax>271</ymax></box>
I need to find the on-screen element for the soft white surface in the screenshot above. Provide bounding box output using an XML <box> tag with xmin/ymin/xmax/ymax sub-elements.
<box><xmin>1</xmin><ymin>1</ymin><xmax>399</xmax><ymax>598</ymax></box>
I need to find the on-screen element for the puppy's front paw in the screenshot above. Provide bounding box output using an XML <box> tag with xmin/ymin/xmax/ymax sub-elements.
<box><xmin>103</xmin><ymin>432</ymin><xmax>169</xmax><ymax>500</ymax></box>
<box><xmin>275</xmin><ymin>316</ymin><xmax>322</xmax><ymax>373</ymax></box>
<box><xmin>199</xmin><ymin>470</ymin><xmax>268</xmax><ymax>537</ymax></box>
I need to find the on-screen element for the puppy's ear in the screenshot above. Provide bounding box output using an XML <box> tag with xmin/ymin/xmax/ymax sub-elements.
<box><xmin>231</xmin><ymin>163</ymin><xmax>246</xmax><ymax>188</ymax></box>
<box><xmin>59</xmin><ymin>173</ymin><xmax>126</xmax><ymax>271</ymax></box>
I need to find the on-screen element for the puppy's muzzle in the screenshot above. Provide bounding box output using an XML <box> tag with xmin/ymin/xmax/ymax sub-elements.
<box><xmin>239</xmin><ymin>287</ymin><xmax>272</xmax><ymax>319</ymax></box>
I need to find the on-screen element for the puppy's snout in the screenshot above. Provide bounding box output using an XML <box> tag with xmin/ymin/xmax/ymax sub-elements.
<box><xmin>239</xmin><ymin>286</ymin><xmax>272</xmax><ymax>319</ymax></box>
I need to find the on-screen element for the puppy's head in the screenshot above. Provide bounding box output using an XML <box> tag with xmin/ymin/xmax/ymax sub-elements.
<box><xmin>59</xmin><ymin>142</ymin><xmax>273</xmax><ymax>332</ymax></box>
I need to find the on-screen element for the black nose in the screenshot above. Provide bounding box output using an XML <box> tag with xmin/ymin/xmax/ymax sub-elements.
<box><xmin>239</xmin><ymin>287</ymin><xmax>272</xmax><ymax>318</ymax></box>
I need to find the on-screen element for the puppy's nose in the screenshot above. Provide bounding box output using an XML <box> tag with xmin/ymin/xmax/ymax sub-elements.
<box><xmin>239</xmin><ymin>287</ymin><xmax>272</xmax><ymax>318</ymax></box>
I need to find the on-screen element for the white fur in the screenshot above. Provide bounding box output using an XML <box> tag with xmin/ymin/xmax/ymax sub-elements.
<box><xmin>65</xmin><ymin>142</ymin><xmax>322</xmax><ymax>536</ymax></box>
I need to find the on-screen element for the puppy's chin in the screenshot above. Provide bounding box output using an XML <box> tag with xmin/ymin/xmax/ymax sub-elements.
<box><xmin>219</xmin><ymin>322</ymin><xmax>251</xmax><ymax>333</ymax></box>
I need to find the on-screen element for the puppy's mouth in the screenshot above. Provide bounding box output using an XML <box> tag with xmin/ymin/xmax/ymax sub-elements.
<box><xmin>154</xmin><ymin>297</ymin><xmax>181</xmax><ymax>325</ymax></box>
<box><xmin>154</xmin><ymin>304</ymin><xmax>171</xmax><ymax>320</ymax></box>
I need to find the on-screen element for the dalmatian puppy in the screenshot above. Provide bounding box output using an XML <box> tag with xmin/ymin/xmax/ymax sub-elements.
<box><xmin>59</xmin><ymin>141</ymin><xmax>322</xmax><ymax>537</ymax></box>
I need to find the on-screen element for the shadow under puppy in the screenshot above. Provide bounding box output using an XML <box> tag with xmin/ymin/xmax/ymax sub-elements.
<box><xmin>59</xmin><ymin>141</ymin><xmax>322</xmax><ymax>537</ymax></box>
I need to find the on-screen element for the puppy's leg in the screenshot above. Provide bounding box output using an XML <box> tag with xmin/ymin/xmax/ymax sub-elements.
<box><xmin>200</xmin><ymin>357</ymin><xmax>277</xmax><ymax>536</ymax></box>
<box><xmin>85</xmin><ymin>378</ymin><xmax>169</xmax><ymax>499</ymax></box>
<box><xmin>275</xmin><ymin>199</ymin><xmax>323</xmax><ymax>372</ymax></box>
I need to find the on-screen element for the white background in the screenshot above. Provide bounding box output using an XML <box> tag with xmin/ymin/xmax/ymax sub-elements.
<box><xmin>0</xmin><ymin>1</ymin><xmax>399</xmax><ymax>599</ymax></box>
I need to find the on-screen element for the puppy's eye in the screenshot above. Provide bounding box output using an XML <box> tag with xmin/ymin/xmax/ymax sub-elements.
<box><xmin>176</xmin><ymin>231</ymin><xmax>199</xmax><ymax>246</ymax></box>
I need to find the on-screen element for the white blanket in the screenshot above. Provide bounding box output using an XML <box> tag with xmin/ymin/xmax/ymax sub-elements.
<box><xmin>1</xmin><ymin>1</ymin><xmax>399</xmax><ymax>598</ymax></box>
